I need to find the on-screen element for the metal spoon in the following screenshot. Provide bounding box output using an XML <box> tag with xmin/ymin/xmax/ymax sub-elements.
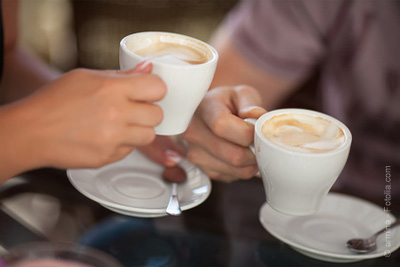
<box><xmin>346</xmin><ymin>218</ymin><xmax>400</xmax><ymax>253</ymax></box>
<box><xmin>163</xmin><ymin>165</ymin><xmax>186</xmax><ymax>216</ymax></box>
<box><xmin>166</xmin><ymin>182</ymin><xmax>181</xmax><ymax>216</ymax></box>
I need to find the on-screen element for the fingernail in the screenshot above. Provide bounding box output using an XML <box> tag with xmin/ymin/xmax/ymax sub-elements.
<box><xmin>165</xmin><ymin>149</ymin><xmax>182</xmax><ymax>166</ymax></box>
<box><xmin>134</xmin><ymin>59</ymin><xmax>152</xmax><ymax>73</ymax></box>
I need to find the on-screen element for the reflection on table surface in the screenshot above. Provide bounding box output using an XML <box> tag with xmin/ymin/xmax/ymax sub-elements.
<box><xmin>0</xmin><ymin>168</ymin><xmax>399</xmax><ymax>266</ymax></box>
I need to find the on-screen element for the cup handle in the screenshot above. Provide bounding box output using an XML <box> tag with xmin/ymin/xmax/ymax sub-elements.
<box><xmin>244</xmin><ymin>118</ymin><xmax>257</xmax><ymax>155</ymax></box>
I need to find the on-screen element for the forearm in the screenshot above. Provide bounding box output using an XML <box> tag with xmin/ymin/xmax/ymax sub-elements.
<box><xmin>0</xmin><ymin>99</ymin><xmax>45</xmax><ymax>183</ymax></box>
<box><xmin>209</xmin><ymin>26</ymin><xmax>299</xmax><ymax>110</ymax></box>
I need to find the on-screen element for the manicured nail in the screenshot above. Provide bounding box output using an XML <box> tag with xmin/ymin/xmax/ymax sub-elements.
<box><xmin>165</xmin><ymin>149</ymin><xmax>182</xmax><ymax>166</ymax></box>
<box><xmin>134</xmin><ymin>59</ymin><xmax>152</xmax><ymax>73</ymax></box>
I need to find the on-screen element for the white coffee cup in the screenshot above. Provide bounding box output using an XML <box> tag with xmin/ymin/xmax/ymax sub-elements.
<box><xmin>247</xmin><ymin>108</ymin><xmax>352</xmax><ymax>216</ymax></box>
<box><xmin>119</xmin><ymin>31</ymin><xmax>218</xmax><ymax>135</ymax></box>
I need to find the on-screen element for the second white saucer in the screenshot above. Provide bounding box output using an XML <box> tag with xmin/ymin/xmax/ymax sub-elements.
<box><xmin>259</xmin><ymin>192</ymin><xmax>400</xmax><ymax>263</ymax></box>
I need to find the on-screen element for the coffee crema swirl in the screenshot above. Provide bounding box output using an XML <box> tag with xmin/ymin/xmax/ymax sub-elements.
<box><xmin>131</xmin><ymin>36</ymin><xmax>210</xmax><ymax>66</ymax></box>
<box><xmin>262</xmin><ymin>114</ymin><xmax>345</xmax><ymax>153</ymax></box>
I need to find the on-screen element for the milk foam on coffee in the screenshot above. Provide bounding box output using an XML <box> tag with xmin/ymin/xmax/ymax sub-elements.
<box><xmin>127</xmin><ymin>34</ymin><xmax>210</xmax><ymax>66</ymax></box>
<box><xmin>262</xmin><ymin>113</ymin><xmax>345</xmax><ymax>153</ymax></box>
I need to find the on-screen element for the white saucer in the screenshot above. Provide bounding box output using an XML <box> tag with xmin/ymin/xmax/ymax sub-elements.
<box><xmin>67</xmin><ymin>150</ymin><xmax>211</xmax><ymax>217</ymax></box>
<box><xmin>100</xmin><ymin>203</ymin><xmax>167</xmax><ymax>218</ymax></box>
<box><xmin>259</xmin><ymin>192</ymin><xmax>400</xmax><ymax>263</ymax></box>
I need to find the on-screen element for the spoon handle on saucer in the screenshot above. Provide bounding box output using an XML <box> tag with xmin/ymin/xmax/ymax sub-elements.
<box><xmin>166</xmin><ymin>183</ymin><xmax>181</xmax><ymax>216</ymax></box>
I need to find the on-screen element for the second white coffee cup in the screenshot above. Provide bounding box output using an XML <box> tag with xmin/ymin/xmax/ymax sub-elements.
<box><xmin>247</xmin><ymin>109</ymin><xmax>352</xmax><ymax>216</ymax></box>
<box><xmin>120</xmin><ymin>32</ymin><xmax>218</xmax><ymax>136</ymax></box>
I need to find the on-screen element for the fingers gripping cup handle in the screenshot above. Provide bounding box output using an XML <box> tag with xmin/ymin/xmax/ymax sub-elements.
<box><xmin>244</xmin><ymin>118</ymin><xmax>257</xmax><ymax>155</ymax></box>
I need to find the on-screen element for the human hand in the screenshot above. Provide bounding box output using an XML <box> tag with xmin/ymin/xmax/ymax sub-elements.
<box><xmin>138</xmin><ymin>135</ymin><xmax>186</xmax><ymax>167</ymax></box>
<box><xmin>0</xmin><ymin>62</ymin><xmax>166</xmax><ymax>178</ymax></box>
<box><xmin>138</xmin><ymin>135</ymin><xmax>187</xmax><ymax>182</ymax></box>
<box><xmin>182</xmin><ymin>85</ymin><xmax>267</xmax><ymax>182</ymax></box>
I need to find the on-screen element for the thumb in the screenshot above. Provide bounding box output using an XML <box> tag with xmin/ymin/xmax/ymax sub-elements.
<box><xmin>234</xmin><ymin>85</ymin><xmax>267</xmax><ymax>119</ymax></box>
<box><xmin>138</xmin><ymin>136</ymin><xmax>186</xmax><ymax>167</ymax></box>
<box><xmin>122</xmin><ymin>60</ymin><xmax>153</xmax><ymax>75</ymax></box>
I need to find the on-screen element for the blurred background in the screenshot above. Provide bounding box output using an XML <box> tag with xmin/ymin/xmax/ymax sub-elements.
<box><xmin>18</xmin><ymin>0</ymin><xmax>239</xmax><ymax>72</ymax></box>
<box><xmin>18</xmin><ymin>0</ymin><xmax>318</xmax><ymax>109</ymax></box>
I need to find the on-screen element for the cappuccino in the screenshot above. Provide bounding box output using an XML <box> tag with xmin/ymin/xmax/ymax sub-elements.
<box><xmin>250</xmin><ymin>108</ymin><xmax>352</xmax><ymax>215</ymax></box>
<box><xmin>126</xmin><ymin>34</ymin><xmax>211</xmax><ymax>66</ymax></box>
<box><xmin>120</xmin><ymin>31</ymin><xmax>218</xmax><ymax>135</ymax></box>
<box><xmin>261</xmin><ymin>113</ymin><xmax>345</xmax><ymax>153</ymax></box>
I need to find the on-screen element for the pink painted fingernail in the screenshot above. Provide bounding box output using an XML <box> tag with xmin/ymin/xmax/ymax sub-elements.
<box><xmin>165</xmin><ymin>149</ymin><xmax>182</xmax><ymax>166</ymax></box>
<box><xmin>134</xmin><ymin>59</ymin><xmax>152</xmax><ymax>73</ymax></box>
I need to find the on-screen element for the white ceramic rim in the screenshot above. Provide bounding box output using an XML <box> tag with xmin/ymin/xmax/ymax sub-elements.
<box><xmin>255</xmin><ymin>108</ymin><xmax>352</xmax><ymax>157</ymax></box>
<box><xmin>100</xmin><ymin>203</ymin><xmax>167</xmax><ymax>218</ymax></box>
<box><xmin>120</xmin><ymin>31</ymin><xmax>218</xmax><ymax>69</ymax></box>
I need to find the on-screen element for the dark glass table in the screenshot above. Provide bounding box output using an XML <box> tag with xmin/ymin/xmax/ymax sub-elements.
<box><xmin>0</xmin><ymin>168</ymin><xmax>399</xmax><ymax>266</ymax></box>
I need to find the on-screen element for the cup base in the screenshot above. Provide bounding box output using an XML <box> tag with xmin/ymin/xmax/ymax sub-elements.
<box><xmin>267</xmin><ymin>203</ymin><xmax>318</xmax><ymax>216</ymax></box>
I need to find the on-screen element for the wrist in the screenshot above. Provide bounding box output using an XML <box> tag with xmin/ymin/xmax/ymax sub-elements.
<box><xmin>0</xmin><ymin>99</ymin><xmax>48</xmax><ymax>182</ymax></box>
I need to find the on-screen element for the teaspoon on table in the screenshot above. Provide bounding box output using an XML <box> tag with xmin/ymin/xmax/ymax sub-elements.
<box><xmin>163</xmin><ymin>165</ymin><xmax>187</xmax><ymax>216</ymax></box>
<box><xmin>346</xmin><ymin>218</ymin><xmax>400</xmax><ymax>253</ymax></box>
